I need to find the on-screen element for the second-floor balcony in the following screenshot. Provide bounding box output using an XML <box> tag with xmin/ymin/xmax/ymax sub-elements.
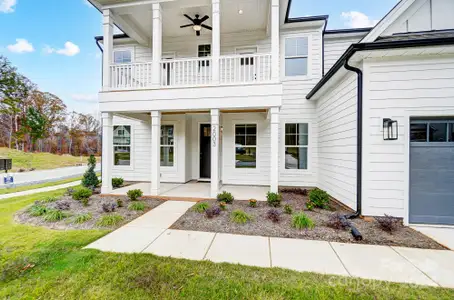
<box><xmin>109</xmin><ymin>53</ymin><xmax>272</xmax><ymax>90</ymax></box>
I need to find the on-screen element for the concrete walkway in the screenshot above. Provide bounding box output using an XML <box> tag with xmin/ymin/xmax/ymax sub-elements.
<box><xmin>412</xmin><ymin>225</ymin><xmax>454</xmax><ymax>250</ymax></box>
<box><xmin>0</xmin><ymin>181</ymin><xmax>80</xmax><ymax>200</ymax></box>
<box><xmin>86</xmin><ymin>201</ymin><xmax>454</xmax><ymax>288</ymax></box>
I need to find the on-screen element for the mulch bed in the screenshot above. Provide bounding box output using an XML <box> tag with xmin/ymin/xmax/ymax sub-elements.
<box><xmin>15</xmin><ymin>193</ymin><xmax>164</xmax><ymax>230</ymax></box>
<box><xmin>171</xmin><ymin>192</ymin><xmax>445</xmax><ymax>250</ymax></box>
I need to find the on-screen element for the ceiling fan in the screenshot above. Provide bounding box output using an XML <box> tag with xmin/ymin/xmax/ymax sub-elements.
<box><xmin>180</xmin><ymin>14</ymin><xmax>212</xmax><ymax>36</ymax></box>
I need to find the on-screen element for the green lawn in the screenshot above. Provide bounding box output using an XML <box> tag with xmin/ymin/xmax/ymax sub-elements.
<box><xmin>1</xmin><ymin>190</ymin><xmax>453</xmax><ymax>299</ymax></box>
<box><xmin>0</xmin><ymin>147</ymin><xmax>100</xmax><ymax>172</ymax></box>
<box><xmin>0</xmin><ymin>176</ymin><xmax>82</xmax><ymax>195</ymax></box>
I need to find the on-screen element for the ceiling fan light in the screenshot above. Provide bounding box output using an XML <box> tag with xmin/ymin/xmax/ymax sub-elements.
<box><xmin>238</xmin><ymin>9</ymin><xmax>244</xmax><ymax>15</ymax></box>
<box><xmin>193</xmin><ymin>25</ymin><xmax>202</xmax><ymax>31</ymax></box>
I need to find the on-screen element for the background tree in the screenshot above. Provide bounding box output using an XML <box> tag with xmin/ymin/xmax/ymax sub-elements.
<box><xmin>23</xmin><ymin>107</ymin><xmax>47</xmax><ymax>151</ymax></box>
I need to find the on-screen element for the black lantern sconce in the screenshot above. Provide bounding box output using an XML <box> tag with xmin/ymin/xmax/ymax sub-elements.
<box><xmin>383</xmin><ymin>118</ymin><xmax>398</xmax><ymax>141</ymax></box>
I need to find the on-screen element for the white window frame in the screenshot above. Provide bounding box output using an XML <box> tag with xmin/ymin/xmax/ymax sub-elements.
<box><xmin>113</xmin><ymin>47</ymin><xmax>134</xmax><ymax>64</ymax></box>
<box><xmin>234</xmin><ymin>123</ymin><xmax>258</xmax><ymax>170</ymax></box>
<box><xmin>281</xmin><ymin>33</ymin><xmax>312</xmax><ymax>79</ymax></box>
<box><xmin>113</xmin><ymin>124</ymin><xmax>134</xmax><ymax>171</ymax></box>
<box><xmin>160</xmin><ymin>123</ymin><xmax>176</xmax><ymax>169</ymax></box>
<box><xmin>282</xmin><ymin>122</ymin><xmax>310</xmax><ymax>172</ymax></box>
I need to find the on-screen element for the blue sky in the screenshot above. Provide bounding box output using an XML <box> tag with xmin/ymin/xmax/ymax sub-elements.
<box><xmin>0</xmin><ymin>0</ymin><xmax>398</xmax><ymax>115</ymax></box>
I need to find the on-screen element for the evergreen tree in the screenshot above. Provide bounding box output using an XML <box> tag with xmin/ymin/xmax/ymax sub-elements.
<box><xmin>82</xmin><ymin>155</ymin><xmax>99</xmax><ymax>189</ymax></box>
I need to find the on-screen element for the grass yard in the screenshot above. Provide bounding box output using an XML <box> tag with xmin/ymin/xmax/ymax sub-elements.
<box><xmin>0</xmin><ymin>176</ymin><xmax>83</xmax><ymax>195</ymax></box>
<box><xmin>0</xmin><ymin>147</ymin><xmax>99</xmax><ymax>172</ymax></box>
<box><xmin>1</xmin><ymin>190</ymin><xmax>453</xmax><ymax>299</ymax></box>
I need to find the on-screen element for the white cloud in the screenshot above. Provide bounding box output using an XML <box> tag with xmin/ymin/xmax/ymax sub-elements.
<box><xmin>341</xmin><ymin>11</ymin><xmax>378</xmax><ymax>28</ymax></box>
<box><xmin>44</xmin><ymin>42</ymin><xmax>80</xmax><ymax>56</ymax></box>
<box><xmin>71</xmin><ymin>94</ymin><xmax>98</xmax><ymax>102</ymax></box>
<box><xmin>7</xmin><ymin>39</ymin><xmax>34</xmax><ymax>54</ymax></box>
<box><xmin>0</xmin><ymin>0</ymin><xmax>16</xmax><ymax>13</ymax></box>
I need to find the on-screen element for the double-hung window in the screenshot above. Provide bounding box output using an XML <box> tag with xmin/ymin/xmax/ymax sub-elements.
<box><xmin>113</xmin><ymin>125</ymin><xmax>131</xmax><ymax>166</ymax></box>
<box><xmin>161</xmin><ymin>125</ymin><xmax>174</xmax><ymax>167</ymax></box>
<box><xmin>235</xmin><ymin>124</ymin><xmax>257</xmax><ymax>169</ymax></box>
<box><xmin>113</xmin><ymin>50</ymin><xmax>132</xmax><ymax>64</ymax></box>
<box><xmin>198</xmin><ymin>44</ymin><xmax>211</xmax><ymax>68</ymax></box>
<box><xmin>285</xmin><ymin>123</ymin><xmax>308</xmax><ymax>169</ymax></box>
<box><xmin>285</xmin><ymin>37</ymin><xmax>308</xmax><ymax>76</ymax></box>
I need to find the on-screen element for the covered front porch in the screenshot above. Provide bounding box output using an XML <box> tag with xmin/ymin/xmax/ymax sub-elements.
<box><xmin>112</xmin><ymin>182</ymin><xmax>268</xmax><ymax>201</ymax></box>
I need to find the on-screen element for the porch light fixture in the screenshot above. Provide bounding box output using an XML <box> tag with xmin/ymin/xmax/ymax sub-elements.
<box><xmin>238</xmin><ymin>9</ymin><xmax>244</xmax><ymax>15</ymax></box>
<box><xmin>193</xmin><ymin>25</ymin><xmax>202</xmax><ymax>31</ymax></box>
<box><xmin>383</xmin><ymin>118</ymin><xmax>398</xmax><ymax>141</ymax></box>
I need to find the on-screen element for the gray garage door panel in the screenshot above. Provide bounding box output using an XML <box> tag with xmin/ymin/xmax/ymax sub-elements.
<box><xmin>410</xmin><ymin>145</ymin><xmax>454</xmax><ymax>225</ymax></box>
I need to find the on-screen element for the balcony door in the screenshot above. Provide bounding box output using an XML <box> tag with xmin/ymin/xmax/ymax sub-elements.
<box><xmin>236</xmin><ymin>47</ymin><xmax>257</xmax><ymax>82</ymax></box>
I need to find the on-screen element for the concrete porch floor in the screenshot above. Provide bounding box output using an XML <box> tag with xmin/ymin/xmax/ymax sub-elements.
<box><xmin>111</xmin><ymin>181</ymin><xmax>269</xmax><ymax>201</ymax></box>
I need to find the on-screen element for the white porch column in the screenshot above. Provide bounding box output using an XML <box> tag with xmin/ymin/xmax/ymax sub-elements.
<box><xmin>212</xmin><ymin>0</ymin><xmax>221</xmax><ymax>84</ymax></box>
<box><xmin>102</xmin><ymin>9</ymin><xmax>114</xmax><ymax>91</ymax></box>
<box><xmin>101</xmin><ymin>112</ymin><xmax>113</xmax><ymax>194</ymax></box>
<box><xmin>271</xmin><ymin>0</ymin><xmax>280</xmax><ymax>81</ymax></box>
<box><xmin>270</xmin><ymin>107</ymin><xmax>280</xmax><ymax>193</ymax></box>
<box><xmin>152</xmin><ymin>3</ymin><xmax>162</xmax><ymax>87</ymax></box>
<box><xmin>211</xmin><ymin>109</ymin><xmax>220</xmax><ymax>197</ymax></box>
<box><xmin>151</xmin><ymin>111</ymin><xmax>161</xmax><ymax>196</ymax></box>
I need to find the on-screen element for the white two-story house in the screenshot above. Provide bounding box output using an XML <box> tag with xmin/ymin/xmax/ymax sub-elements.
<box><xmin>90</xmin><ymin>0</ymin><xmax>454</xmax><ymax>226</ymax></box>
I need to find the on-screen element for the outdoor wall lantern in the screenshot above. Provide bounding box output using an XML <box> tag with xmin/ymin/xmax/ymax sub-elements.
<box><xmin>383</xmin><ymin>118</ymin><xmax>398</xmax><ymax>141</ymax></box>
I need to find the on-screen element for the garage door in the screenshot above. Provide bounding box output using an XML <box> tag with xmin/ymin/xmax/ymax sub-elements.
<box><xmin>410</xmin><ymin>120</ymin><xmax>454</xmax><ymax>225</ymax></box>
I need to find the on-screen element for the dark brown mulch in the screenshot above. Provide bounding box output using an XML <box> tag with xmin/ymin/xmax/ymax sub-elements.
<box><xmin>171</xmin><ymin>192</ymin><xmax>445</xmax><ymax>250</ymax></box>
<box><xmin>15</xmin><ymin>194</ymin><xmax>164</xmax><ymax>230</ymax></box>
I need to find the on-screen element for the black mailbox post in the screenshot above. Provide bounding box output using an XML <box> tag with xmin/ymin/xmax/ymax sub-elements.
<box><xmin>0</xmin><ymin>159</ymin><xmax>12</xmax><ymax>172</ymax></box>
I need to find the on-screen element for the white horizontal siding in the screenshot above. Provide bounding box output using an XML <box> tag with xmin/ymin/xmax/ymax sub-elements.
<box><xmin>316</xmin><ymin>73</ymin><xmax>357</xmax><ymax>209</ymax></box>
<box><xmin>363</xmin><ymin>55</ymin><xmax>454</xmax><ymax>218</ymax></box>
<box><xmin>324</xmin><ymin>35</ymin><xmax>363</xmax><ymax>74</ymax></box>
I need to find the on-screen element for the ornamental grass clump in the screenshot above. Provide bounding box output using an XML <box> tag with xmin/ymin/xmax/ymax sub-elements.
<box><xmin>128</xmin><ymin>201</ymin><xmax>146</xmax><ymax>211</ymax></box>
<box><xmin>230</xmin><ymin>210</ymin><xmax>253</xmax><ymax>224</ymax></box>
<box><xmin>292</xmin><ymin>213</ymin><xmax>315</xmax><ymax>230</ymax></box>
<box><xmin>96</xmin><ymin>214</ymin><xmax>124</xmax><ymax>227</ymax></box>
<box><xmin>193</xmin><ymin>202</ymin><xmax>209</xmax><ymax>213</ymax></box>
<box><xmin>28</xmin><ymin>204</ymin><xmax>47</xmax><ymax>217</ymax></box>
<box><xmin>73</xmin><ymin>213</ymin><xmax>92</xmax><ymax>224</ymax></box>
<box><xmin>44</xmin><ymin>209</ymin><xmax>69</xmax><ymax>222</ymax></box>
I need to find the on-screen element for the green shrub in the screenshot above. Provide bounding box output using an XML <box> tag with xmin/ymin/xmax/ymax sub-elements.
<box><xmin>28</xmin><ymin>204</ymin><xmax>48</xmax><ymax>217</ymax></box>
<box><xmin>292</xmin><ymin>213</ymin><xmax>315</xmax><ymax>230</ymax></box>
<box><xmin>44</xmin><ymin>209</ymin><xmax>68</xmax><ymax>222</ymax></box>
<box><xmin>266</xmin><ymin>192</ymin><xmax>282</xmax><ymax>207</ymax></box>
<box><xmin>217</xmin><ymin>191</ymin><xmax>234</xmax><ymax>204</ymax></box>
<box><xmin>230</xmin><ymin>210</ymin><xmax>253</xmax><ymax>224</ymax></box>
<box><xmin>116</xmin><ymin>199</ymin><xmax>124</xmax><ymax>208</ymax></box>
<box><xmin>193</xmin><ymin>202</ymin><xmax>209</xmax><ymax>213</ymax></box>
<box><xmin>128</xmin><ymin>201</ymin><xmax>146</xmax><ymax>211</ymax></box>
<box><xmin>41</xmin><ymin>196</ymin><xmax>58</xmax><ymax>203</ymax></box>
<box><xmin>127</xmin><ymin>189</ymin><xmax>143</xmax><ymax>201</ymax></box>
<box><xmin>72</xmin><ymin>187</ymin><xmax>93</xmax><ymax>201</ymax></box>
<box><xmin>284</xmin><ymin>204</ymin><xmax>293</xmax><ymax>214</ymax></box>
<box><xmin>308</xmin><ymin>188</ymin><xmax>330</xmax><ymax>209</ymax></box>
<box><xmin>112</xmin><ymin>177</ymin><xmax>124</xmax><ymax>188</ymax></box>
<box><xmin>74</xmin><ymin>213</ymin><xmax>92</xmax><ymax>224</ymax></box>
<box><xmin>249</xmin><ymin>199</ymin><xmax>257</xmax><ymax>208</ymax></box>
<box><xmin>82</xmin><ymin>155</ymin><xmax>99</xmax><ymax>188</ymax></box>
<box><xmin>96</xmin><ymin>214</ymin><xmax>124</xmax><ymax>227</ymax></box>
<box><xmin>81</xmin><ymin>198</ymin><xmax>89</xmax><ymax>207</ymax></box>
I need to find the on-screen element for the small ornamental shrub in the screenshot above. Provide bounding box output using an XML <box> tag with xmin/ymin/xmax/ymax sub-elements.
<box><xmin>283</xmin><ymin>204</ymin><xmax>293</xmax><ymax>214</ymax></box>
<box><xmin>327</xmin><ymin>213</ymin><xmax>349</xmax><ymax>230</ymax></box>
<box><xmin>292</xmin><ymin>213</ymin><xmax>315</xmax><ymax>230</ymax></box>
<box><xmin>101</xmin><ymin>202</ymin><xmax>117</xmax><ymax>213</ymax></box>
<box><xmin>28</xmin><ymin>204</ymin><xmax>47</xmax><ymax>217</ymax></box>
<box><xmin>116</xmin><ymin>199</ymin><xmax>124</xmax><ymax>208</ymax></box>
<box><xmin>42</xmin><ymin>196</ymin><xmax>58</xmax><ymax>203</ymax></box>
<box><xmin>44</xmin><ymin>209</ymin><xmax>69</xmax><ymax>222</ymax></box>
<box><xmin>230</xmin><ymin>210</ymin><xmax>253</xmax><ymax>224</ymax></box>
<box><xmin>205</xmin><ymin>207</ymin><xmax>221</xmax><ymax>219</ymax></box>
<box><xmin>128</xmin><ymin>201</ymin><xmax>146</xmax><ymax>211</ymax></box>
<box><xmin>127</xmin><ymin>189</ymin><xmax>143</xmax><ymax>201</ymax></box>
<box><xmin>193</xmin><ymin>202</ymin><xmax>209</xmax><ymax>213</ymax></box>
<box><xmin>82</xmin><ymin>155</ymin><xmax>100</xmax><ymax>189</ymax></box>
<box><xmin>74</xmin><ymin>213</ymin><xmax>92</xmax><ymax>224</ymax></box>
<box><xmin>376</xmin><ymin>214</ymin><xmax>401</xmax><ymax>234</ymax></box>
<box><xmin>266</xmin><ymin>192</ymin><xmax>282</xmax><ymax>207</ymax></box>
<box><xmin>219</xmin><ymin>202</ymin><xmax>227</xmax><ymax>210</ymax></box>
<box><xmin>308</xmin><ymin>188</ymin><xmax>330</xmax><ymax>209</ymax></box>
<box><xmin>55</xmin><ymin>201</ymin><xmax>70</xmax><ymax>211</ymax></box>
<box><xmin>81</xmin><ymin>198</ymin><xmax>89</xmax><ymax>207</ymax></box>
<box><xmin>65</xmin><ymin>188</ymin><xmax>75</xmax><ymax>196</ymax></box>
<box><xmin>267</xmin><ymin>209</ymin><xmax>281</xmax><ymax>223</ymax></box>
<box><xmin>96</xmin><ymin>214</ymin><xmax>124</xmax><ymax>227</ymax></box>
<box><xmin>217</xmin><ymin>191</ymin><xmax>234</xmax><ymax>204</ymax></box>
<box><xmin>249</xmin><ymin>199</ymin><xmax>257</xmax><ymax>208</ymax></box>
<box><xmin>112</xmin><ymin>177</ymin><xmax>124</xmax><ymax>188</ymax></box>
<box><xmin>72</xmin><ymin>187</ymin><xmax>93</xmax><ymax>201</ymax></box>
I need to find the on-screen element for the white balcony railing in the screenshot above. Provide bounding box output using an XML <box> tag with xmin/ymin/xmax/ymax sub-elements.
<box><xmin>108</xmin><ymin>53</ymin><xmax>272</xmax><ymax>90</ymax></box>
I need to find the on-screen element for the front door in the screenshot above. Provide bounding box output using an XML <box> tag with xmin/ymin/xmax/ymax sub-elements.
<box><xmin>200</xmin><ymin>124</ymin><xmax>211</xmax><ymax>179</ymax></box>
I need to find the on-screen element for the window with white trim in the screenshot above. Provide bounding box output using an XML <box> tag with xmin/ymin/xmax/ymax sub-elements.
<box><xmin>285</xmin><ymin>123</ymin><xmax>308</xmax><ymax>169</ymax></box>
<box><xmin>161</xmin><ymin>125</ymin><xmax>174</xmax><ymax>167</ymax></box>
<box><xmin>285</xmin><ymin>37</ymin><xmax>308</xmax><ymax>76</ymax></box>
<box><xmin>114</xmin><ymin>50</ymin><xmax>132</xmax><ymax>64</ymax></box>
<box><xmin>113</xmin><ymin>125</ymin><xmax>131</xmax><ymax>166</ymax></box>
<box><xmin>235</xmin><ymin>124</ymin><xmax>257</xmax><ymax>169</ymax></box>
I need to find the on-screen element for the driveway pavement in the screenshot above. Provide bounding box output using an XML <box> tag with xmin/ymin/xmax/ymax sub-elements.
<box><xmin>86</xmin><ymin>201</ymin><xmax>454</xmax><ymax>288</ymax></box>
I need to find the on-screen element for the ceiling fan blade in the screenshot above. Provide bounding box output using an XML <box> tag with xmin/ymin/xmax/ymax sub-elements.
<box><xmin>184</xmin><ymin>14</ymin><xmax>194</xmax><ymax>22</ymax></box>
<box><xmin>201</xmin><ymin>24</ymin><xmax>212</xmax><ymax>30</ymax></box>
<box><xmin>196</xmin><ymin>30</ymin><xmax>201</xmax><ymax>36</ymax></box>
<box><xmin>199</xmin><ymin>15</ymin><xmax>209</xmax><ymax>23</ymax></box>
<box><xmin>180</xmin><ymin>24</ymin><xmax>193</xmax><ymax>28</ymax></box>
